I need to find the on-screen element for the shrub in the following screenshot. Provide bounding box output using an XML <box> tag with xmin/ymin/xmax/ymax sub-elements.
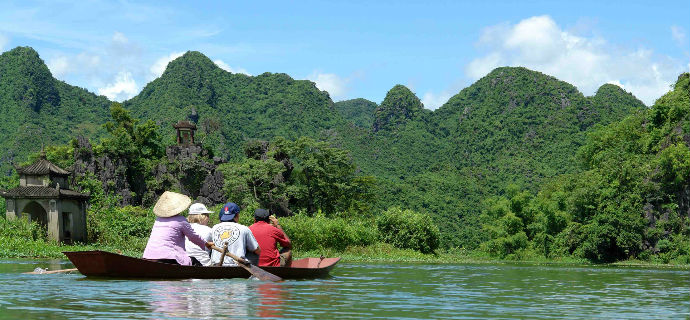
<box><xmin>0</xmin><ymin>216</ymin><xmax>52</xmax><ymax>258</ymax></box>
<box><xmin>88</xmin><ymin>205</ymin><xmax>155</xmax><ymax>251</ymax></box>
<box><xmin>481</xmin><ymin>231</ymin><xmax>529</xmax><ymax>258</ymax></box>
<box><xmin>0</xmin><ymin>216</ymin><xmax>46</xmax><ymax>241</ymax></box>
<box><xmin>376</xmin><ymin>207</ymin><xmax>440</xmax><ymax>254</ymax></box>
<box><xmin>655</xmin><ymin>233</ymin><xmax>690</xmax><ymax>264</ymax></box>
<box><xmin>280</xmin><ymin>213</ymin><xmax>378</xmax><ymax>251</ymax></box>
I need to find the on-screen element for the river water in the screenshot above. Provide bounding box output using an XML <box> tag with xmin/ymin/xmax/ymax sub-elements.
<box><xmin>0</xmin><ymin>259</ymin><xmax>687</xmax><ymax>319</ymax></box>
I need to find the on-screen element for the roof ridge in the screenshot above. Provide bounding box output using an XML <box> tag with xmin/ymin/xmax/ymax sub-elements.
<box><xmin>17</xmin><ymin>157</ymin><xmax>70</xmax><ymax>176</ymax></box>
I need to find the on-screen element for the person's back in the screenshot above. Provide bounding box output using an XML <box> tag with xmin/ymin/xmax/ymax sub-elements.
<box><xmin>209</xmin><ymin>202</ymin><xmax>260</xmax><ymax>266</ymax></box>
<box><xmin>249</xmin><ymin>209</ymin><xmax>292</xmax><ymax>267</ymax></box>
<box><xmin>184</xmin><ymin>203</ymin><xmax>214</xmax><ymax>266</ymax></box>
<box><xmin>186</xmin><ymin>223</ymin><xmax>212</xmax><ymax>265</ymax></box>
<box><xmin>142</xmin><ymin>192</ymin><xmax>213</xmax><ymax>266</ymax></box>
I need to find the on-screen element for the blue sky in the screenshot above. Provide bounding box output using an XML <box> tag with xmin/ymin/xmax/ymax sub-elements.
<box><xmin>0</xmin><ymin>0</ymin><xmax>688</xmax><ymax>108</ymax></box>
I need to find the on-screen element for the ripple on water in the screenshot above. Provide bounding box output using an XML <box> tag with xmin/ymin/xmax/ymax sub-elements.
<box><xmin>0</xmin><ymin>260</ymin><xmax>688</xmax><ymax>319</ymax></box>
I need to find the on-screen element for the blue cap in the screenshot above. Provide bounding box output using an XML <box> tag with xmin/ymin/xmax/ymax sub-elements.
<box><xmin>219</xmin><ymin>202</ymin><xmax>240</xmax><ymax>222</ymax></box>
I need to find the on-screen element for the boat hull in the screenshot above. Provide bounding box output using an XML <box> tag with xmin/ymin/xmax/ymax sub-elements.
<box><xmin>63</xmin><ymin>250</ymin><xmax>340</xmax><ymax>279</ymax></box>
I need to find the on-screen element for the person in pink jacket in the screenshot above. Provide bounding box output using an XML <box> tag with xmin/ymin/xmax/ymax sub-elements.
<box><xmin>143</xmin><ymin>191</ymin><xmax>214</xmax><ymax>266</ymax></box>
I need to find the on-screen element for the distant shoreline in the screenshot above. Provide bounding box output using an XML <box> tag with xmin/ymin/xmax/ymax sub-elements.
<box><xmin>3</xmin><ymin>243</ymin><xmax>687</xmax><ymax>270</ymax></box>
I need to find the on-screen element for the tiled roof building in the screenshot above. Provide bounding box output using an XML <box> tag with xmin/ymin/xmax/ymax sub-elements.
<box><xmin>1</xmin><ymin>152</ymin><xmax>90</xmax><ymax>243</ymax></box>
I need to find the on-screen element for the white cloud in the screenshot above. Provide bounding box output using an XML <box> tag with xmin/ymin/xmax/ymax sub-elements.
<box><xmin>466</xmin><ymin>52</ymin><xmax>503</xmax><ymax>79</ymax></box>
<box><xmin>0</xmin><ymin>33</ymin><xmax>8</xmax><ymax>52</ymax></box>
<box><xmin>307</xmin><ymin>71</ymin><xmax>349</xmax><ymax>100</ymax></box>
<box><xmin>112</xmin><ymin>32</ymin><xmax>128</xmax><ymax>45</ymax></box>
<box><xmin>214</xmin><ymin>59</ymin><xmax>251</xmax><ymax>75</ymax></box>
<box><xmin>41</xmin><ymin>31</ymin><xmax>143</xmax><ymax>99</ymax></box>
<box><xmin>98</xmin><ymin>71</ymin><xmax>138</xmax><ymax>101</ymax></box>
<box><xmin>422</xmin><ymin>91</ymin><xmax>453</xmax><ymax>110</ymax></box>
<box><xmin>47</xmin><ymin>56</ymin><xmax>70</xmax><ymax>77</ymax></box>
<box><xmin>671</xmin><ymin>25</ymin><xmax>687</xmax><ymax>47</ymax></box>
<box><xmin>47</xmin><ymin>53</ymin><xmax>101</xmax><ymax>79</ymax></box>
<box><xmin>149</xmin><ymin>51</ymin><xmax>184</xmax><ymax>80</ymax></box>
<box><xmin>106</xmin><ymin>32</ymin><xmax>142</xmax><ymax>68</ymax></box>
<box><xmin>606</xmin><ymin>80</ymin><xmax>625</xmax><ymax>90</ymax></box>
<box><xmin>466</xmin><ymin>15</ymin><xmax>686</xmax><ymax>105</ymax></box>
<box><xmin>77</xmin><ymin>52</ymin><xmax>101</xmax><ymax>68</ymax></box>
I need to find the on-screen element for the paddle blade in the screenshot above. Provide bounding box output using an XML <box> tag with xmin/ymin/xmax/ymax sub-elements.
<box><xmin>210</xmin><ymin>245</ymin><xmax>282</xmax><ymax>281</ymax></box>
<box><xmin>23</xmin><ymin>268</ymin><xmax>79</xmax><ymax>275</ymax></box>
<box><xmin>248</xmin><ymin>264</ymin><xmax>282</xmax><ymax>282</ymax></box>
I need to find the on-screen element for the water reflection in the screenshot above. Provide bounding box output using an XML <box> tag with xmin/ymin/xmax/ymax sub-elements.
<box><xmin>148</xmin><ymin>280</ymin><xmax>250</xmax><ymax>319</ymax></box>
<box><xmin>1</xmin><ymin>260</ymin><xmax>688</xmax><ymax>319</ymax></box>
<box><xmin>147</xmin><ymin>279</ymin><xmax>289</xmax><ymax>319</ymax></box>
<box><xmin>256</xmin><ymin>283</ymin><xmax>286</xmax><ymax>318</ymax></box>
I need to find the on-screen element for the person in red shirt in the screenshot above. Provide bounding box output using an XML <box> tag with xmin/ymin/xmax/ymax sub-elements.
<box><xmin>249</xmin><ymin>209</ymin><xmax>292</xmax><ymax>267</ymax></box>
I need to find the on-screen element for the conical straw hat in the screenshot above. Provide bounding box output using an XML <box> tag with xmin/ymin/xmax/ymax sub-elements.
<box><xmin>153</xmin><ymin>191</ymin><xmax>191</xmax><ymax>218</ymax></box>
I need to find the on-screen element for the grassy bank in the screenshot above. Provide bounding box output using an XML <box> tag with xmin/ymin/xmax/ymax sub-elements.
<box><xmin>2</xmin><ymin>214</ymin><xmax>688</xmax><ymax>269</ymax></box>
<box><xmin>3</xmin><ymin>240</ymin><xmax>688</xmax><ymax>270</ymax></box>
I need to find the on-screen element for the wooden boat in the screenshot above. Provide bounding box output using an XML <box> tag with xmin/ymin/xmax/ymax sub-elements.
<box><xmin>63</xmin><ymin>250</ymin><xmax>341</xmax><ymax>279</ymax></box>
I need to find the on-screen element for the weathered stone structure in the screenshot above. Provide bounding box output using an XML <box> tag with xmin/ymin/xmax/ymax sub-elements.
<box><xmin>68</xmin><ymin>118</ymin><xmax>226</xmax><ymax>208</ymax></box>
<box><xmin>158</xmin><ymin>121</ymin><xmax>226</xmax><ymax>205</ymax></box>
<box><xmin>1</xmin><ymin>152</ymin><xmax>90</xmax><ymax>243</ymax></box>
<box><xmin>173</xmin><ymin>120</ymin><xmax>197</xmax><ymax>145</ymax></box>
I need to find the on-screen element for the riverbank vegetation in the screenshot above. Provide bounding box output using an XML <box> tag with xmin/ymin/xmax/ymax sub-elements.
<box><xmin>2</xmin><ymin>215</ymin><xmax>687</xmax><ymax>269</ymax></box>
<box><xmin>1</xmin><ymin>47</ymin><xmax>688</xmax><ymax>266</ymax></box>
<box><xmin>479</xmin><ymin>73</ymin><xmax>690</xmax><ymax>265</ymax></box>
<box><xmin>0</xmin><ymin>204</ymin><xmax>442</xmax><ymax>260</ymax></box>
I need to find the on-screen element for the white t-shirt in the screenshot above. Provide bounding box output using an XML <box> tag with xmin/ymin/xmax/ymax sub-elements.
<box><xmin>210</xmin><ymin>222</ymin><xmax>259</xmax><ymax>266</ymax></box>
<box><xmin>185</xmin><ymin>223</ymin><xmax>213</xmax><ymax>266</ymax></box>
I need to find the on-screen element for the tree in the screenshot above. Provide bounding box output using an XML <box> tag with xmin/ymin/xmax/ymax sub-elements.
<box><xmin>220</xmin><ymin>137</ymin><xmax>376</xmax><ymax>216</ymax></box>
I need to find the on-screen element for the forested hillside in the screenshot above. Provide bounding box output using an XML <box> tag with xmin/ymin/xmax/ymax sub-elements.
<box><xmin>336</xmin><ymin>68</ymin><xmax>645</xmax><ymax>247</ymax></box>
<box><xmin>0</xmin><ymin>47</ymin><xmax>657</xmax><ymax>257</ymax></box>
<box><xmin>124</xmin><ymin>51</ymin><xmax>344</xmax><ymax>161</ymax></box>
<box><xmin>0</xmin><ymin>47</ymin><xmax>111</xmax><ymax>174</ymax></box>
<box><xmin>433</xmin><ymin>67</ymin><xmax>644</xmax><ymax>191</ymax></box>
<box><xmin>334</xmin><ymin>98</ymin><xmax>378</xmax><ymax>128</ymax></box>
<box><xmin>480</xmin><ymin>73</ymin><xmax>690</xmax><ymax>263</ymax></box>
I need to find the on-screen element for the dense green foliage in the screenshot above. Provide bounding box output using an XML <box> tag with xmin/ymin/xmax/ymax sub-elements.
<box><xmin>0</xmin><ymin>215</ymin><xmax>128</xmax><ymax>258</ymax></box>
<box><xmin>373</xmin><ymin>85</ymin><xmax>428</xmax><ymax>132</ymax></box>
<box><xmin>0</xmin><ymin>47</ymin><xmax>111</xmax><ymax>175</ymax></box>
<box><xmin>433</xmin><ymin>67</ymin><xmax>644</xmax><ymax>192</ymax></box>
<box><xmin>480</xmin><ymin>74</ymin><xmax>690</xmax><ymax>263</ymax></box>
<box><xmin>334</xmin><ymin>98</ymin><xmax>378</xmax><ymax>128</ymax></box>
<box><xmin>376</xmin><ymin>207</ymin><xmax>440</xmax><ymax>253</ymax></box>
<box><xmin>220</xmin><ymin>137</ymin><xmax>377</xmax><ymax>216</ymax></box>
<box><xmin>124</xmin><ymin>51</ymin><xmax>342</xmax><ymax>161</ymax></box>
<box><xmin>2</xmin><ymin>47</ymin><xmax>666</xmax><ymax>262</ymax></box>
<box><xmin>281</xmin><ymin>213</ymin><xmax>379</xmax><ymax>251</ymax></box>
<box><xmin>337</xmin><ymin>68</ymin><xmax>644</xmax><ymax>249</ymax></box>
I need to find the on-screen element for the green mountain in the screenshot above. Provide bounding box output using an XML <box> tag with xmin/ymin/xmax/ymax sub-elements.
<box><xmin>0</xmin><ymin>47</ymin><xmax>649</xmax><ymax>251</ymax></box>
<box><xmin>373</xmin><ymin>85</ymin><xmax>429</xmax><ymax>132</ymax></box>
<box><xmin>590</xmin><ymin>83</ymin><xmax>648</xmax><ymax>122</ymax></box>
<box><xmin>334</xmin><ymin>98</ymin><xmax>378</xmax><ymax>128</ymax></box>
<box><xmin>0</xmin><ymin>47</ymin><xmax>111</xmax><ymax>174</ymax></box>
<box><xmin>432</xmin><ymin>67</ymin><xmax>645</xmax><ymax>191</ymax></box>
<box><xmin>479</xmin><ymin>73</ymin><xmax>690</xmax><ymax>262</ymax></box>
<box><xmin>336</xmin><ymin>67</ymin><xmax>645</xmax><ymax>247</ymax></box>
<box><xmin>124</xmin><ymin>51</ymin><xmax>344</xmax><ymax>160</ymax></box>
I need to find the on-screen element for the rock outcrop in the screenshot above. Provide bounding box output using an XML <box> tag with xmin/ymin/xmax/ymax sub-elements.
<box><xmin>72</xmin><ymin>136</ymin><xmax>135</xmax><ymax>205</ymax></box>
<box><xmin>71</xmin><ymin>136</ymin><xmax>225</xmax><ymax>207</ymax></box>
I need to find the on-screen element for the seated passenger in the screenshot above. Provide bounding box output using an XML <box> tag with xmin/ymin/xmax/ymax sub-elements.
<box><xmin>143</xmin><ymin>191</ymin><xmax>214</xmax><ymax>266</ymax></box>
<box><xmin>249</xmin><ymin>209</ymin><xmax>292</xmax><ymax>267</ymax></box>
<box><xmin>184</xmin><ymin>203</ymin><xmax>214</xmax><ymax>266</ymax></box>
<box><xmin>210</xmin><ymin>202</ymin><xmax>261</xmax><ymax>266</ymax></box>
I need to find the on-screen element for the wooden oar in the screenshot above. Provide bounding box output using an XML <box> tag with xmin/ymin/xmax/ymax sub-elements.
<box><xmin>216</xmin><ymin>244</ymin><xmax>229</xmax><ymax>266</ymax></box>
<box><xmin>23</xmin><ymin>268</ymin><xmax>79</xmax><ymax>275</ymax></box>
<box><xmin>210</xmin><ymin>245</ymin><xmax>282</xmax><ymax>282</ymax></box>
